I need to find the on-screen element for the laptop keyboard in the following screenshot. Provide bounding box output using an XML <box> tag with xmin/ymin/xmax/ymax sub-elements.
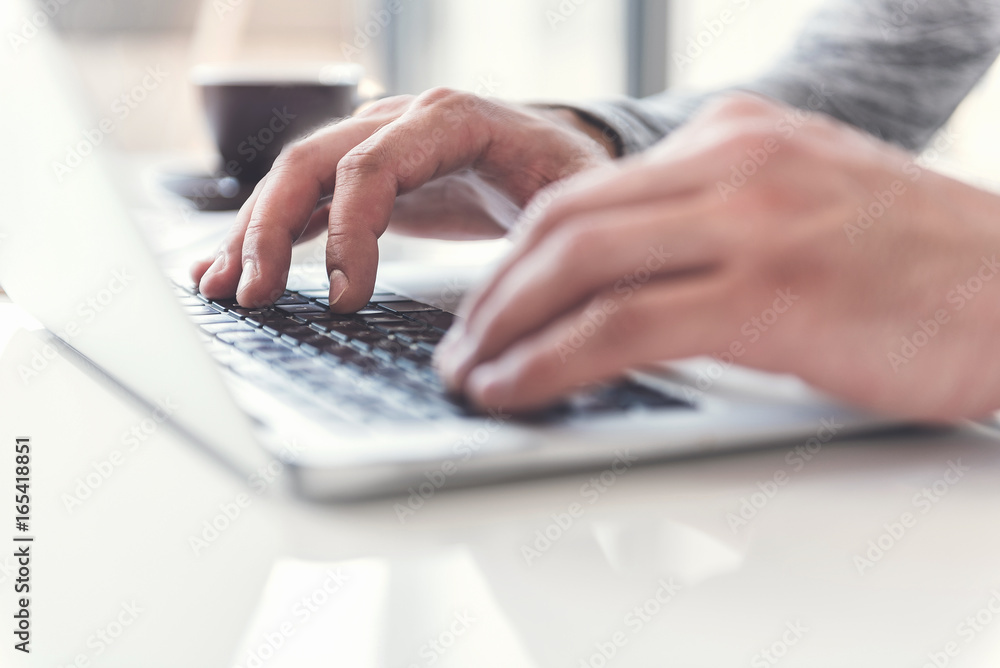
<box><xmin>174</xmin><ymin>282</ymin><xmax>691</xmax><ymax>424</ymax></box>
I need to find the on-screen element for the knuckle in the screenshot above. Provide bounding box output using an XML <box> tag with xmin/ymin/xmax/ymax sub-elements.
<box><xmin>721</xmin><ymin>125</ymin><xmax>774</xmax><ymax>155</ymax></box>
<box><xmin>355</xmin><ymin>94</ymin><xmax>414</xmax><ymax>117</ymax></box>
<box><xmin>273</xmin><ymin>139</ymin><xmax>311</xmax><ymax>171</ymax></box>
<box><xmin>716</xmin><ymin>91</ymin><xmax>786</xmax><ymax>119</ymax></box>
<box><xmin>415</xmin><ymin>86</ymin><xmax>464</xmax><ymax>107</ymax></box>
<box><xmin>336</xmin><ymin>145</ymin><xmax>386</xmax><ymax>182</ymax></box>
<box><xmin>415</xmin><ymin>87</ymin><xmax>487</xmax><ymax>122</ymax></box>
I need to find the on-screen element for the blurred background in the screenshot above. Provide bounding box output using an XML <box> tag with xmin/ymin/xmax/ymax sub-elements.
<box><xmin>34</xmin><ymin>0</ymin><xmax>1000</xmax><ymax>187</ymax></box>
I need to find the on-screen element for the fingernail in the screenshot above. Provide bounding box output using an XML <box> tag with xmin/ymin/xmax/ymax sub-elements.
<box><xmin>467</xmin><ymin>362</ymin><xmax>517</xmax><ymax>406</ymax></box>
<box><xmin>236</xmin><ymin>259</ymin><xmax>257</xmax><ymax>297</ymax></box>
<box><xmin>329</xmin><ymin>269</ymin><xmax>349</xmax><ymax>306</ymax></box>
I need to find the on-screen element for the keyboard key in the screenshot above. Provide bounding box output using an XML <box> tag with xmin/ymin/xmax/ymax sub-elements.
<box><xmin>310</xmin><ymin>320</ymin><xmax>370</xmax><ymax>339</ymax></box>
<box><xmin>277</xmin><ymin>303</ymin><xmax>329</xmax><ymax>315</ymax></box>
<box><xmin>358</xmin><ymin>314</ymin><xmax>412</xmax><ymax>327</ymax></box>
<box><xmin>404</xmin><ymin>330</ymin><xmax>445</xmax><ymax>345</ymax></box>
<box><xmin>190</xmin><ymin>313</ymin><xmax>239</xmax><ymax>325</ymax></box>
<box><xmin>211</xmin><ymin>298</ymin><xmax>241</xmax><ymax>310</ymax></box>
<box><xmin>231</xmin><ymin>338</ymin><xmax>280</xmax><ymax>353</ymax></box>
<box><xmin>345</xmin><ymin>328</ymin><xmax>391</xmax><ymax>345</ymax></box>
<box><xmin>297</xmin><ymin>310</ymin><xmax>357</xmax><ymax>323</ymax></box>
<box><xmin>307</xmin><ymin>323</ymin><xmax>346</xmax><ymax>342</ymax></box>
<box><xmin>278</xmin><ymin>325</ymin><xmax>319</xmax><ymax>342</ymax></box>
<box><xmin>227</xmin><ymin>307</ymin><xmax>282</xmax><ymax>323</ymax></box>
<box><xmin>298</xmin><ymin>341</ymin><xmax>325</xmax><ymax>356</ymax></box>
<box><xmin>347</xmin><ymin>338</ymin><xmax>372</xmax><ymax>353</ymax></box>
<box><xmin>250</xmin><ymin>345</ymin><xmax>299</xmax><ymax>362</ymax></box>
<box><xmin>183</xmin><ymin>304</ymin><xmax>222</xmax><ymax>316</ymax></box>
<box><xmin>271</xmin><ymin>356</ymin><xmax>325</xmax><ymax>372</ymax></box>
<box><xmin>406</xmin><ymin>311</ymin><xmax>456</xmax><ymax>330</ymax></box>
<box><xmin>281</xmin><ymin>330</ymin><xmax>333</xmax><ymax>350</ymax></box>
<box><xmin>296</xmin><ymin>289</ymin><xmax>331</xmax><ymax>299</ymax></box>
<box><xmin>274</xmin><ymin>293</ymin><xmax>309</xmax><ymax>305</ymax></box>
<box><xmin>202</xmin><ymin>322</ymin><xmax>256</xmax><ymax>335</ymax></box>
<box><xmin>230</xmin><ymin>307</ymin><xmax>272</xmax><ymax>319</ymax></box>
<box><xmin>217</xmin><ymin>330</ymin><xmax>271</xmax><ymax>345</ymax></box>
<box><xmin>381</xmin><ymin>301</ymin><xmax>439</xmax><ymax>313</ymax></box>
<box><xmin>369</xmin><ymin>292</ymin><xmax>413</xmax><ymax>303</ymax></box>
<box><xmin>370</xmin><ymin>337</ymin><xmax>409</xmax><ymax>357</ymax></box>
<box><xmin>261</xmin><ymin>317</ymin><xmax>309</xmax><ymax>334</ymax></box>
<box><xmin>302</xmin><ymin>313</ymin><xmax>354</xmax><ymax>327</ymax></box>
<box><xmin>373</xmin><ymin>321</ymin><xmax>431</xmax><ymax>336</ymax></box>
<box><xmin>320</xmin><ymin>342</ymin><xmax>369</xmax><ymax>366</ymax></box>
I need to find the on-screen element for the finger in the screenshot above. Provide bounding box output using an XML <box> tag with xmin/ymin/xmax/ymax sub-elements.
<box><xmin>322</xmin><ymin>90</ymin><xmax>505</xmax><ymax>311</ymax></box>
<box><xmin>190</xmin><ymin>257</ymin><xmax>215</xmax><ymax>285</ymax></box>
<box><xmin>455</xmin><ymin>94</ymin><xmax>791</xmax><ymax>325</ymax></box>
<box><xmin>322</xmin><ymin>88</ymin><xmax>608</xmax><ymax>312</ymax></box>
<box><xmin>198</xmin><ymin>198</ymin><xmax>333</xmax><ymax>296</ymax></box>
<box><xmin>195</xmin><ymin>175</ymin><xmax>270</xmax><ymax>298</ymax></box>
<box><xmin>234</xmin><ymin>117</ymin><xmax>396</xmax><ymax>307</ymax></box>
<box><xmin>192</xmin><ymin>93</ymin><xmax>415</xmax><ymax>292</ymax></box>
<box><xmin>436</xmin><ymin>196</ymin><xmax>725</xmax><ymax>390</ymax></box>
<box><xmin>462</xmin><ymin>275</ymin><xmax>737</xmax><ymax>411</ymax></box>
<box><xmin>454</xmin><ymin>133</ymin><xmax>737</xmax><ymax>332</ymax></box>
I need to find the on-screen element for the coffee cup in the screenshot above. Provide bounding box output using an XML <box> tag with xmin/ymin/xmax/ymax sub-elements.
<box><xmin>191</xmin><ymin>62</ymin><xmax>366</xmax><ymax>184</ymax></box>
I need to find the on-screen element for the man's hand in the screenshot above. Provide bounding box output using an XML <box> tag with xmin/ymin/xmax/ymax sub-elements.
<box><xmin>437</xmin><ymin>93</ymin><xmax>1000</xmax><ymax>420</ymax></box>
<box><xmin>190</xmin><ymin>89</ymin><xmax>615</xmax><ymax>311</ymax></box>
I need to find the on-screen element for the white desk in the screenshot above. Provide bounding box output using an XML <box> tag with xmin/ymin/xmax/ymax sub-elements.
<box><xmin>2</xmin><ymin>296</ymin><xmax>1000</xmax><ymax>668</ymax></box>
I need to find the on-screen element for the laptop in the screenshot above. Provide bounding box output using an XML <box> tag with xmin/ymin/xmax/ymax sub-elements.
<box><xmin>0</xmin><ymin>1</ymin><xmax>892</xmax><ymax>500</ymax></box>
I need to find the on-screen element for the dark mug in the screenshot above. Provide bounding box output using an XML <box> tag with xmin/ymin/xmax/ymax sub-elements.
<box><xmin>191</xmin><ymin>62</ymin><xmax>366</xmax><ymax>184</ymax></box>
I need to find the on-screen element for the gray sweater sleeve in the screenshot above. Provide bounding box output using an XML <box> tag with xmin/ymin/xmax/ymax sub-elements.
<box><xmin>569</xmin><ymin>0</ymin><xmax>1000</xmax><ymax>155</ymax></box>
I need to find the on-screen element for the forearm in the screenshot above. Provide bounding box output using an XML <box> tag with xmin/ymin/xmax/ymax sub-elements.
<box><xmin>564</xmin><ymin>0</ymin><xmax>1000</xmax><ymax>155</ymax></box>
